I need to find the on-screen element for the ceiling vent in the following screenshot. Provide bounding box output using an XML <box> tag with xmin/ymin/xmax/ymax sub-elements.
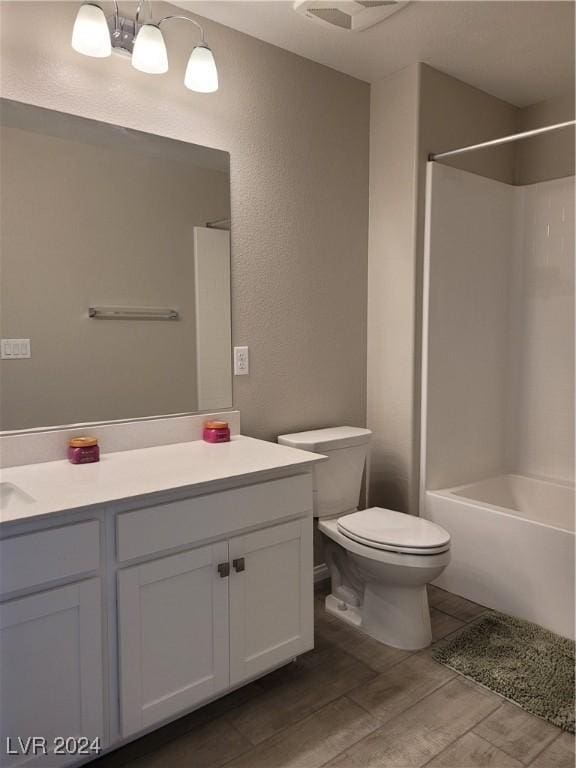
<box><xmin>293</xmin><ymin>1</ymin><xmax>409</xmax><ymax>32</ymax></box>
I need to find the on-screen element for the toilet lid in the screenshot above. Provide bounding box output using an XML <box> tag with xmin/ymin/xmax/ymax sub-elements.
<box><xmin>337</xmin><ymin>507</ymin><xmax>451</xmax><ymax>555</ymax></box>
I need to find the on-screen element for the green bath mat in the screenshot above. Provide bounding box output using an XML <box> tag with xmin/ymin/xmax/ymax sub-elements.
<box><xmin>432</xmin><ymin>611</ymin><xmax>575</xmax><ymax>733</ymax></box>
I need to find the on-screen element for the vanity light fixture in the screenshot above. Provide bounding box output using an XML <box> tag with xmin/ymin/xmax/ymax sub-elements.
<box><xmin>71</xmin><ymin>2</ymin><xmax>219</xmax><ymax>93</ymax></box>
<box><xmin>132</xmin><ymin>23</ymin><xmax>169</xmax><ymax>74</ymax></box>
<box><xmin>71</xmin><ymin>4</ymin><xmax>112</xmax><ymax>58</ymax></box>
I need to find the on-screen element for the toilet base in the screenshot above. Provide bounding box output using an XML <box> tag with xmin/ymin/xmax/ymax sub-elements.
<box><xmin>325</xmin><ymin>593</ymin><xmax>362</xmax><ymax>628</ymax></box>
<box><xmin>362</xmin><ymin>582</ymin><xmax>432</xmax><ymax>650</ymax></box>
<box><xmin>325</xmin><ymin>584</ymin><xmax>433</xmax><ymax>651</ymax></box>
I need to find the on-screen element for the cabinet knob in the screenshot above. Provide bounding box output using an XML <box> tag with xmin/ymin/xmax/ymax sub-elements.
<box><xmin>232</xmin><ymin>557</ymin><xmax>245</xmax><ymax>573</ymax></box>
<box><xmin>217</xmin><ymin>562</ymin><xmax>230</xmax><ymax>578</ymax></box>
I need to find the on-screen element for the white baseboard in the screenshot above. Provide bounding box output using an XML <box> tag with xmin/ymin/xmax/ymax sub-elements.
<box><xmin>314</xmin><ymin>564</ymin><xmax>329</xmax><ymax>583</ymax></box>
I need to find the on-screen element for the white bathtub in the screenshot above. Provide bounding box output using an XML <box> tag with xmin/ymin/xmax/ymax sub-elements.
<box><xmin>425</xmin><ymin>474</ymin><xmax>575</xmax><ymax>639</ymax></box>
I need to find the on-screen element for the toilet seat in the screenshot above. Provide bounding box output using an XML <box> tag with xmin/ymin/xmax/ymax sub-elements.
<box><xmin>319</xmin><ymin>517</ymin><xmax>451</xmax><ymax>569</ymax></box>
<box><xmin>337</xmin><ymin>507</ymin><xmax>451</xmax><ymax>555</ymax></box>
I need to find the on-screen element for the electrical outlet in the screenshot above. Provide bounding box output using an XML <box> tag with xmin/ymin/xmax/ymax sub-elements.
<box><xmin>234</xmin><ymin>346</ymin><xmax>249</xmax><ymax>376</ymax></box>
<box><xmin>1</xmin><ymin>339</ymin><xmax>31</xmax><ymax>359</ymax></box>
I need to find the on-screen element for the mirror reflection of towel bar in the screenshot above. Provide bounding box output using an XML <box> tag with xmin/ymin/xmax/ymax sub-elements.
<box><xmin>88</xmin><ymin>306</ymin><xmax>179</xmax><ymax>320</ymax></box>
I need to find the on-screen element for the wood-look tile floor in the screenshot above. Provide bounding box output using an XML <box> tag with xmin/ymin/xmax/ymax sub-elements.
<box><xmin>95</xmin><ymin>584</ymin><xmax>574</xmax><ymax>768</ymax></box>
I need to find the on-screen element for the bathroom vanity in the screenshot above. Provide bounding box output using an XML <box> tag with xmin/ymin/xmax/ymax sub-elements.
<box><xmin>0</xmin><ymin>418</ymin><xmax>324</xmax><ymax>767</ymax></box>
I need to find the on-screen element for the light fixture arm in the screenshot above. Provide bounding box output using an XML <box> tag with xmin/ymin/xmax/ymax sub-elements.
<box><xmin>158</xmin><ymin>15</ymin><xmax>206</xmax><ymax>44</ymax></box>
<box><xmin>135</xmin><ymin>0</ymin><xmax>153</xmax><ymax>27</ymax></box>
<box><xmin>111</xmin><ymin>0</ymin><xmax>119</xmax><ymax>33</ymax></box>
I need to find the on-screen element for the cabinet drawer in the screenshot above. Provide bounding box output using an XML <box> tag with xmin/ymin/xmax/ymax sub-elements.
<box><xmin>0</xmin><ymin>521</ymin><xmax>100</xmax><ymax>596</ymax></box>
<box><xmin>117</xmin><ymin>474</ymin><xmax>313</xmax><ymax>562</ymax></box>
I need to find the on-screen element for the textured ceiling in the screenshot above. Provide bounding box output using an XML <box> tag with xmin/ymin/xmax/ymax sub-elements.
<box><xmin>173</xmin><ymin>0</ymin><xmax>575</xmax><ymax>107</ymax></box>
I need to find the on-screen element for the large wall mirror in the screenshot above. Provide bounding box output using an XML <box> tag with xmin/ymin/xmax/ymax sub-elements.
<box><xmin>0</xmin><ymin>99</ymin><xmax>232</xmax><ymax>431</ymax></box>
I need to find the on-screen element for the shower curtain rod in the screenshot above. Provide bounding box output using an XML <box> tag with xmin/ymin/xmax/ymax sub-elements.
<box><xmin>429</xmin><ymin>119</ymin><xmax>576</xmax><ymax>161</ymax></box>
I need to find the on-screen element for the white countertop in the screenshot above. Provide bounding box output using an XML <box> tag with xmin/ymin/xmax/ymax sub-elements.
<box><xmin>0</xmin><ymin>436</ymin><xmax>326</xmax><ymax>526</ymax></box>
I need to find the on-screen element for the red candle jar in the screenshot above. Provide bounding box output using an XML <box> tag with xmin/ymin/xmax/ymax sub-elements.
<box><xmin>68</xmin><ymin>436</ymin><xmax>100</xmax><ymax>464</ymax></box>
<box><xmin>203</xmin><ymin>420</ymin><xmax>231</xmax><ymax>443</ymax></box>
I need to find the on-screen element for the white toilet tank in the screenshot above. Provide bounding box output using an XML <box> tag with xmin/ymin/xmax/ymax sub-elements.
<box><xmin>278</xmin><ymin>427</ymin><xmax>372</xmax><ymax>518</ymax></box>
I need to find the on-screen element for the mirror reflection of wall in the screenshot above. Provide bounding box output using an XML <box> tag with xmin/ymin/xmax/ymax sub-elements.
<box><xmin>0</xmin><ymin>100</ymin><xmax>232</xmax><ymax>431</ymax></box>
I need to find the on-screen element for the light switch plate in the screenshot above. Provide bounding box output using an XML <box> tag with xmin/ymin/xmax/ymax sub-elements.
<box><xmin>1</xmin><ymin>339</ymin><xmax>31</xmax><ymax>359</ymax></box>
<box><xmin>234</xmin><ymin>346</ymin><xmax>249</xmax><ymax>376</ymax></box>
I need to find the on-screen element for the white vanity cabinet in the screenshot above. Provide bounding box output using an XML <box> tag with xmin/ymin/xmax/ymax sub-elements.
<box><xmin>116</xmin><ymin>476</ymin><xmax>314</xmax><ymax>738</ymax></box>
<box><xmin>229</xmin><ymin>518</ymin><xmax>313</xmax><ymax>686</ymax></box>
<box><xmin>118</xmin><ymin>515</ymin><xmax>313</xmax><ymax>737</ymax></box>
<box><xmin>0</xmin><ymin>581</ymin><xmax>104</xmax><ymax>768</ymax></box>
<box><xmin>0</xmin><ymin>524</ymin><xmax>104</xmax><ymax>768</ymax></box>
<box><xmin>0</xmin><ymin>433</ymin><xmax>322</xmax><ymax>768</ymax></box>
<box><xmin>118</xmin><ymin>542</ymin><xmax>230</xmax><ymax>737</ymax></box>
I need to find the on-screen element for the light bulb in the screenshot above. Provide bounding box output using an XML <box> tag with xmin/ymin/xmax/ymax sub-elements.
<box><xmin>71</xmin><ymin>3</ymin><xmax>111</xmax><ymax>58</ymax></box>
<box><xmin>184</xmin><ymin>44</ymin><xmax>218</xmax><ymax>93</ymax></box>
<box><xmin>132</xmin><ymin>24</ymin><xmax>169</xmax><ymax>74</ymax></box>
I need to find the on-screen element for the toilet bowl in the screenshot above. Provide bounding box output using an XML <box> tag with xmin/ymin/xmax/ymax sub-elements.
<box><xmin>278</xmin><ymin>427</ymin><xmax>451</xmax><ymax>651</ymax></box>
<box><xmin>319</xmin><ymin>509</ymin><xmax>450</xmax><ymax>650</ymax></box>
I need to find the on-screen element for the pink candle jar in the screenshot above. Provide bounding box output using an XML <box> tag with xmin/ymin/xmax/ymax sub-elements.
<box><xmin>68</xmin><ymin>436</ymin><xmax>100</xmax><ymax>464</ymax></box>
<box><xmin>203</xmin><ymin>420</ymin><xmax>231</xmax><ymax>443</ymax></box>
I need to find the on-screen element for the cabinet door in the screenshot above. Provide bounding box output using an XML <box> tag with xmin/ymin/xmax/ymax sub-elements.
<box><xmin>229</xmin><ymin>518</ymin><xmax>314</xmax><ymax>686</ymax></box>
<box><xmin>118</xmin><ymin>542</ymin><xmax>229</xmax><ymax>738</ymax></box>
<box><xmin>0</xmin><ymin>579</ymin><xmax>104</xmax><ymax>768</ymax></box>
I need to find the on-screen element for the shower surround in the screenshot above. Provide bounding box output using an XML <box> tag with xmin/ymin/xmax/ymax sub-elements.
<box><xmin>421</xmin><ymin>163</ymin><xmax>575</xmax><ymax>639</ymax></box>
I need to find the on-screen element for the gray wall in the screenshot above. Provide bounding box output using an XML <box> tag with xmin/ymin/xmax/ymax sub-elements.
<box><xmin>367</xmin><ymin>64</ymin><xmax>420</xmax><ymax>515</ymax></box>
<box><xmin>515</xmin><ymin>92</ymin><xmax>575</xmax><ymax>185</ymax></box>
<box><xmin>0</xmin><ymin>1</ymin><xmax>370</xmax><ymax>440</ymax></box>
<box><xmin>418</xmin><ymin>64</ymin><xmax>517</xmax><ymax>184</ymax></box>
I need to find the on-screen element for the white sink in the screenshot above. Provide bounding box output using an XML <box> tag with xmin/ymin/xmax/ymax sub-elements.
<box><xmin>0</xmin><ymin>481</ymin><xmax>36</xmax><ymax>511</ymax></box>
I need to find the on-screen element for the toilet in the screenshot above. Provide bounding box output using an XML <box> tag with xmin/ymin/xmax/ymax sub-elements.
<box><xmin>278</xmin><ymin>427</ymin><xmax>451</xmax><ymax>650</ymax></box>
